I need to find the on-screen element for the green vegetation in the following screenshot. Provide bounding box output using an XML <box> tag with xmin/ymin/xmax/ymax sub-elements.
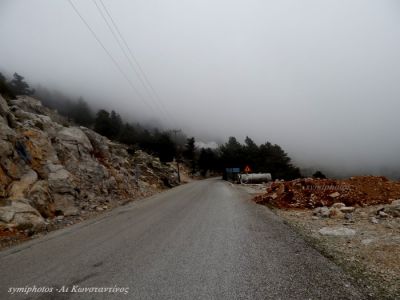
<box><xmin>218</xmin><ymin>136</ymin><xmax>301</xmax><ymax>180</ymax></box>
<box><xmin>9</xmin><ymin>73</ymin><xmax>35</xmax><ymax>95</ymax></box>
<box><xmin>183</xmin><ymin>137</ymin><xmax>196</xmax><ymax>174</ymax></box>
<box><xmin>0</xmin><ymin>72</ymin><xmax>16</xmax><ymax>99</ymax></box>
<box><xmin>312</xmin><ymin>170</ymin><xmax>327</xmax><ymax>179</ymax></box>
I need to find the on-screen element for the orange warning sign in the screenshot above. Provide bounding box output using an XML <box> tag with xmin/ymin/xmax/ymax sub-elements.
<box><xmin>244</xmin><ymin>165</ymin><xmax>251</xmax><ymax>173</ymax></box>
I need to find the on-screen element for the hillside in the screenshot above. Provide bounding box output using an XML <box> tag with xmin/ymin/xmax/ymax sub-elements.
<box><xmin>0</xmin><ymin>95</ymin><xmax>181</xmax><ymax>243</ymax></box>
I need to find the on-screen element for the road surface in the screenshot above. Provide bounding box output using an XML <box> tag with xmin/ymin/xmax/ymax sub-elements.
<box><xmin>0</xmin><ymin>179</ymin><xmax>364</xmax><ymax>299</ymax></box>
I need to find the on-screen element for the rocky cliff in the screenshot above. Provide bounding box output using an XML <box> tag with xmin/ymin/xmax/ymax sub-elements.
<box><xmin>0</xmin><ymin>95</ymin><xmax>179</xmax><ymax>234</ymax></box>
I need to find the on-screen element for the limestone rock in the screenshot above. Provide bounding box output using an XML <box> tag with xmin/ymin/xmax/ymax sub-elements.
<box><xmin>384</xmin><ymin>203</ymin><xmax>400</xmax><ymax>218</ymax></box>
<box><xmin>48</xmin><ymin>165</ymin><xmax>75</xmax><ymax>194</ymax></box>
<box><xmin>0</xmin><ymin>95</ymin><xmax>180</xmax><ymax>230</ymax></box>
<box><xmin>0</xmin><ymin>199</ymin><xmax>45</xmax><ymax>231</ymax></box>
<box><xmin>313</xmin><ymin>206</ymin><xmax>330</xmax><ymax>218</ymax></box>
<box><xmin>53</xmin><ymin>194</ymin><xmax>78</xmax><ymax>216</ymax></box>
<box><xmin>340</xmin><ymin>206</ymin><xmax>355</xmax><ymax>213</ymax></box>
<box><xmin>332</xmin><ymin>202</ymin><xmax>346</xmax><ymax>209</ymax></box>
<box><xmin>0</xmin><ymin>95</ymin><xmax>10</xmax><ymax>118</ymax></box>
<box><xmin>319</xmin><ymin>227</ymin><xmax>356</xmax><ymax>236</ymax></box>
<box><xmin>329</xmin><ymin>192</ymin><xmax>340</xmax><ymax>198</ymax></box>
<box><xmin>58</xmin><ymin>127</ymin><xmax>93</xmax><ymax>153</ymax></box>
<box><xmin>378</xmin><ymin>211</ymin><xmax>389</xmax><ymax>218</ymax></box>
<box><xmin>8</xmin><ymin>169</ymin><xmax>38</xmax><ymax>199</ymax></box>
<box><xmin>329</xmin><ymin>207</ymin><xmax>344</xmax><ymax>219</ymax></box>
<box><xmin>28</xmin><ymin>180</ymin><xmax>54</xmax><ymax>218</ymax></box>
<box><xmin>370</xmin><ymin>217</ymin><xmax>379</xmax><ymax>224</ymax></box>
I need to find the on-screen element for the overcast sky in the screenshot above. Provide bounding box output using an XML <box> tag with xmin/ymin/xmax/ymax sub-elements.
<box><xmin>1</xmin><ymin>0</ymin><xmax>400</xmax><ymax>177</ymax></box>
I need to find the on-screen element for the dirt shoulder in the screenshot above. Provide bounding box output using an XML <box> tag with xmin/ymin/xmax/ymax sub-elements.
<box><xmin>276</xmin><ymin>206</ymin><xmax>400</xmax><ymax>299</ymax></box>
<box><xmin>243</xmin><ymin>176</ymin><xmax>400</xmax><ymax>299</ymax></box>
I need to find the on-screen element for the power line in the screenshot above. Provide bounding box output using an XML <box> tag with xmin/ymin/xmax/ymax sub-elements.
<box><xmin>98</xmin><ymin>0</ymin><xmax>177</xmax><ymax>128</ymax></box>
<box><xmin>66</xmin><ymin>0</ymin><xmax>156</xmax><ymax>114</ymax></box>
<box><xmin>91</xmin><ymin>0</ymin><xmax>168</xmax><ymax>125</ymax></box>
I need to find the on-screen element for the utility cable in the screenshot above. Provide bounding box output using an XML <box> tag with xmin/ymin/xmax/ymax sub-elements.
<box><xmin>67</xmin><ymin>0</ymin><xmax>156</xmax><ymax>114</ymax></box>
<box><xmin>98</xmin><ymin>0</ymin><xmax>178</xmax><ymax>128</ymax></box>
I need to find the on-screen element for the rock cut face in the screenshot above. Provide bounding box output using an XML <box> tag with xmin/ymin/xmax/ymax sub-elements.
<box><xmin>0</xmin><ymin>95</ymin><xmax>179</xmax><ymax>232</ymax></box>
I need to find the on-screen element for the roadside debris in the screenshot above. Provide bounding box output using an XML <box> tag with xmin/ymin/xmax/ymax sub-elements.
<box><xmin>251</xmin><ymin>176</ymin><xmax>400</xmax><ymax>299</ymax></box>
<box><xmin>254</xmin><ymin>176</ymin><xmax>400</xmax><ymax>209</ymax></box>
<box><xmin>319</xmin><ymin>227</ymin><xmax>356</xmax><ymax>237</ymax></box>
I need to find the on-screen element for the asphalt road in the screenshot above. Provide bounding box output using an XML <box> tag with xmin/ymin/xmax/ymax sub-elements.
<box><xmin>0</xmin><ymin>179</ymin><xmax>364</xmax><ymax>300</ymax></box>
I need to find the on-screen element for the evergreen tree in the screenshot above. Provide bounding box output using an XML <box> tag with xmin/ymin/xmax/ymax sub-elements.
<box><xmin>183</xmin><ymin>137</ymin><xmax>196</xmax><ymax>174</ymax></box>
<box><xmin>109</xmin><ymin>110</ymin><xmax>123</xmax><ymax>139</ymax></box>
<box><xmin>0</xmin><ymin>72</ymin><xmax>15</xmax><ymax>99</ymax></box>
<box><xmin>119</xmin><ymin>123</ymin><xmax>137</xmax><ymax>145</ymax></box>
<box><xmin>243</xmin><ymin>136</ymin><xmax>258</xmax><ymax>171</ymax></box>
<box><xmin>218</xmin><ymin>137</ymin><xmax>301</xmax><ymax>180</ymax></box>
<box><xmin>94</xmin><ymin>109</ymin><xmax>113</xmax><ymax>138</ymax></box>
<box><xmin>219</xmin><ymin>136</ymin><xmax>244</xmax><ymax>168</ymax></box>
<box><xmin>69</xmin><ymin>97</ymin><xmax>93</xmax><ymax>126</ymax></box>
<box><xmin>9</xmin><ymin>73</ymin><xmax>34</xmax><ymax>95</ymax></box>
<box><xmin>155</xmin><ymin>133</ymin><xmax>176</xmax><ymax>162</ymax></box>
<box><xmin>198</xmin><ymin>148</ymin><xmax>218</xmax><ymax>176</ymax></box>
<box><xmin>313</xmin><ymin>170</ymin><xmax>326</xmax><ymax>179</ymax></box>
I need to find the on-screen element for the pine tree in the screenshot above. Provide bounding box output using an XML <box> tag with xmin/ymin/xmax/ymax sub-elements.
<box><xmin>109</xmin><ymin>110</ymin><xmax>123</xmax><ymax>139</ymax></box>
<box><xmin>69</xmin><ymin>97</ymin><xmax>93</xmax><ymax>126</ymax></box>
<box><xmin>9</xmin><ymin>73</ymin><xmax>34</xmax><ymax>95</ymax></box>
<box><xmin>119</xmin><ymin>123</ymin><xmax>137</xmax><ymax>145</ymax></box>
<box><xmin>0</xmin><ymin>72</ymin><xmax>15</xmax><ymax>99</ymax></box>
<box><xmin>183</xmin><ymin>137</ymin><xmax>196</xmax><ymax>174</ymax></box>
<box><xmin>94</xmin><ymin>109</ymin><xmax>113</xmax><ymax>138</ymax></box>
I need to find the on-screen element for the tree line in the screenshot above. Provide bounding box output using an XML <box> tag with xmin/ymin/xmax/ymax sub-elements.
<box><xmin>182</xmin><ymin>136</ymin><xmax>301</xmax><ymax>180</ymax></box>
<box><xmin>0</xmin><ymin>71</ymin><xmax>303</xmax><ymax>180</ymax></box>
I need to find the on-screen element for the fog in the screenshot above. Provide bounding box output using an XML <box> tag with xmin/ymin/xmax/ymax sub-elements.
<box><xmin>1</xmin><ymin>0</ymin><xmax>400</xmax><ymax>177</ymax></box>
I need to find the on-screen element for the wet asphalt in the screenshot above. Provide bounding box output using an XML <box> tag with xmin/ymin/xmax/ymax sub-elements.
<box><xmin>0</xmin><ymin>179</ymin><xmax>364</xmax><ymax>299</ymax></box>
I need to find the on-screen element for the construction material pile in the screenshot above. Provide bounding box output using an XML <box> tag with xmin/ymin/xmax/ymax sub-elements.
<box><xmin>254</xmin><ymin>176</ymin><xmax>400</xmax><ymax>209</ymax></box>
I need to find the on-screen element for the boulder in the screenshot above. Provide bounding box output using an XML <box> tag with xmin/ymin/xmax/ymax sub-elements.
<box><xmin>370</xmin><ymin>217</ymin><xmax>379</xmax><ymax>224</ymax></box>
<box><xmin>332</xmin><ymin>202</ymin><xmax>346</xmax><ymax>209</ymax></box>
<box><xmin>9</xmin><ymin>96</ymin><xmax>46</xmax><ymax>115</ymax></box>
<box><xmin>81</xmin><ymin>127</ymin><xmax>109</xmax><ymax>156</ymax></box>
<box><xmin>378</xmin><ymin>211</ymin><xmax>389</xmax><ymax>218</ymax></box>
<box><xmin>329</xmin><ymin>207</ymin><xmax>344</xmax><ymax>219</ymax></box>
<box><xmin>319</xmin><ymin>227</ymin><xmax>356</xmax><ymax>236</ymax></box>
<box><xmin>361</xmin><ymin>239</ymin><xmax>374</xmax><ymax>245</ymax></box>
<box><xmin>7</xmin><ymin>169</ymin><xmax>38</xmax><ymax>199</ymax></box>
<box><xmin>0</xmin><ymin>199</ymin><xmax>45</xmax><ymax>231</ymax></box>
<box><xmin>313</xmin><ymin>206</ymin><xmax>330</xmax><ymax>218</ymax></box>
<box><xmin>53</xmin><ymin>194</ymin><xmax>78</xmax><ymax>216</ymax></box>
<box><xmin>384</xmin><ymin>203</ymin><xmax>400</xmax><ymax>218</ymax></box>
<box><xmin>28</xmin><ymin>180</ymin><xmax>54</xmax><ymax>217</ymax></box>
<box><xmin>0</xmin><ymin>157</ymin><xmax>29</xmax><ymax>180</ymax></box>
<box><xmin>0</xmin><ymin>95</ymin><xmax>10</xmax><ymax>118</ymax></box>
<box><xmin>0</xmin><ymin>120</ymin><xmax>16</xmax><ymax>141</ymax></box>
<box><xmin>17</xmin><ymin>129</ymin><xmax>59</xmax><ymax>176</ymax></box>
<box><xmin>0</xmin><ymin>139</ymin><xmax>14</xmax><ymax>157</ymax></box>
<box><xmin>48</xmin><ymin>165</ymin><xmax>75</xmax><ymax>194</ymax></box>
<box><xmin>340</xmin><ymin>206</ymin><xmax>355</xmax><ymax>213</ymax></box>
<box><xmin>54</xmin><ymin>127</ymin><xmax>94</xmax><ymax>165</ymax></box>
<box><xmin>58</xmin><ymin>127</ymin><xmax>93</xmax><ymax>153</ymax></box>
<box><xmin>0</xmin><ymin>166</ymin><xmax>11</xmax><ymax>197</ymax></box>
<box><xmin>329</xmin><ymin>192</ymin><xmax>340</xmax><ymax>198</ymax></box>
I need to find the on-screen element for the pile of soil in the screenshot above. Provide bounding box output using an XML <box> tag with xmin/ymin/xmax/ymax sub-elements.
<box><xmin>254</xmin><ymin>176</ymin><xmax>400</xmax><ymax>209</ymax></box>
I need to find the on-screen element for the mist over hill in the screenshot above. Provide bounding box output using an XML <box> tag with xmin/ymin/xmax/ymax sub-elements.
<box><xmin>1</xmin><ymin>0</ymin><xmax>400</xmax><ymax>178</ymax></box>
